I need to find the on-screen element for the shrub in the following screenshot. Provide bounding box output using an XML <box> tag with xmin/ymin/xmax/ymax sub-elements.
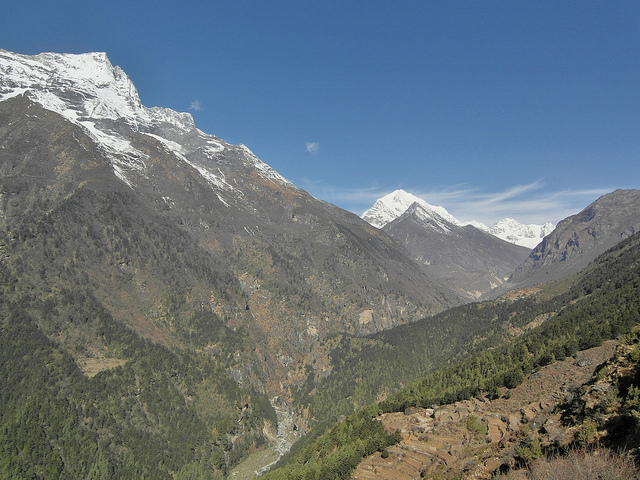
<box><xmin>466</xmin><ymin>415</ymin><xmax>488</xmax><ymax>437</ymax></box>
<box><xmin>498</xmin><ymin>447</ymin><xmax>640</xmax><ymax>479</ymax></box>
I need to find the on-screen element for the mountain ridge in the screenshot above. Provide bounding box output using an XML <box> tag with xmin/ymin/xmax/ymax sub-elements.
<box><xmin>0</xmin><ymin>48</ymin><xmax>290</xmax><ymax>195</ymax></box>
<box><xmin>361</xmin><ymin>190</ymin><xmax>531</xmax><ymax>298</ymax></box>
<box><xmin>383</xmin><ymin>202</ymin><xmax>531</xmax><ymax>298</ymax></box>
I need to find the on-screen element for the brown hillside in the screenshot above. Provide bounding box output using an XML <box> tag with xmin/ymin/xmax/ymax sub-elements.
<box><xmin>353</xmin><ymin>341</ymin><xmax>618</xmax><ymax>480</ymax></box>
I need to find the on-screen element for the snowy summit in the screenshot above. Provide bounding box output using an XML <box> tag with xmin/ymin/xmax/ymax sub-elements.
<box><xmin>0</xmin><ymin>49</ymin><xmax>290</xmax><ymax>192</ymax></box>
<box><xmin>484</xmin><ymin>218</ymin><xmax>555</xmax><ymax>250</ymax></box>
<box><xmin>361</xmin><ymin>190</ymin><xmax>463</xmax><ymax>230</ymax></box>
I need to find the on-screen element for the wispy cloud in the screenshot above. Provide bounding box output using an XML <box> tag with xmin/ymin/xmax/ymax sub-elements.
<box><xmin>305</xmin><ymin>142</ymin><xmax>320</xmax><ymax>154</ymax></box>
<box><xmin>297</xmin><ymin>179</ymin><xmax>613</xmax><ymax>226</ymax></box>
<box><xmin>473</xmin><ymin>181</ymin><xmax>545</xmax><ymax>206</ymax></box>
<box><xmin>189</xmin><ymin>100</ymin><xmax>202</xmax><ymax>112</ymax></box>
<box><xmin>436</xmin><ymin>184</ymin><xmax>610</xmax><ymax>226</ymax></box>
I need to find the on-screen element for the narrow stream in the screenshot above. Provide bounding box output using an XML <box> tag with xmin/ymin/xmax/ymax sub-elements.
<box><xmin>228</xmin><ymin>397</ymin><xmax>302</xmax><ymax>479</ymax></box>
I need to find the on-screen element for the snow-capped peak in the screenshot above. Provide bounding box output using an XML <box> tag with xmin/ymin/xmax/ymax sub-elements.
<box><xmin>0</xmin><ymin>49</ymin><xmax>194</xmax><ymax>131</ymax></box>
<box><xmin>479</xmin><ymin>218</ymin><xmax>555</xmax><ymax>249</ymax></box>
<box><xmin>0</xmin><ymin>49</ymin><xmax>290</xmax><ymax>192</ymax></box>
<box><xmin>361</xmin><ymin>189</ymin><xmax>462</xmax><ymax>229</ymax></box>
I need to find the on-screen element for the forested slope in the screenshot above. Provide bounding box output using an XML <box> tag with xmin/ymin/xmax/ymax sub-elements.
<box><xmin>0</xmin><ymin>128</ymin><xmax>276</xmax><ymax>478</ymax></box>
<box><xmin>293</xmin><ymin>288</ymin><xmax>564</xmax><ymax>423</ymax></box>
<box><xmin>0</xmin><ymin>257</ymin><xmax>275</xmax><ymax>479</ymax></box>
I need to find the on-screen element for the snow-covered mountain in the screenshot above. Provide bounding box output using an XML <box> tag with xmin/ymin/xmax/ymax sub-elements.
<box><xmin>481</xmin><ymin>218</ymin><xmax>555</xmax><ymax>250</ymax></box>
<box><xmin>362</xmin><ymin>190</ymin><xmax>463</xmax><ymax>230</ymax></box>
<box><xmin>0</xmin><ymin>49</ymin><xmax>289</xmax><ymax>196</ymax></box>
<box><xmin>0</xmin><ymin>49</ymin><xmax>555</xmax><ymax>250</ymax></box>
<box><xmin>362</xmin><ymin>189</ymin><xmax>554</xmax><ymax>249</ymax></box>
<box><xmin>364</xmin><ymin>190</ymin><xmax>531</xmax><ymax>298</ymax></box>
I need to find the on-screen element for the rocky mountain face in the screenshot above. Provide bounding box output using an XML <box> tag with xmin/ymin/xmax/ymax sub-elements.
<box><xmin>501</xmin><ymin>189</ymin><xmax>640</xmax><ymax>292</ymax></box>
<box><xmin>385</xmin><ymin>203</ymin><xmax>531</xmax><ymax>298</ymax></box>
<box><xmin>363</xmin><ymin>190</ymin><xmax>531</xmax><ymax>298</ymax></box>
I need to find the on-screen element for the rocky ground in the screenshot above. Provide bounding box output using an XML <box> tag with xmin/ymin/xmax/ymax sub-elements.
<box><xmin>353</xmin><ymin>341</ymin><xmax>618</xmax><ymax>480</ymax></box>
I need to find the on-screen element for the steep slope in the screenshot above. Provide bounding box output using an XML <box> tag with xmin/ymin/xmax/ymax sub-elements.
<box><xmin>0</xmin><ymin>93</ymin><xmax>284</xmax><ymax>477</ymax></box>
<box><xmin>356</xmin><ymin>319</ymin><xmax>640</xmax><ymax>480</ymax></box>
<box><xmin>353</xmin><ymin>341</ymin><xmax>618</xmax><ymax>480</ymax></box>
<box><xmin>502</xmin><ymin>189</ymin><xmax>640</xmax><ymax>291</ymax></box>
<box><xmin>384</xmin><ymin>202</ymin><xmax>530</xmax><ymax>298</ymax></box>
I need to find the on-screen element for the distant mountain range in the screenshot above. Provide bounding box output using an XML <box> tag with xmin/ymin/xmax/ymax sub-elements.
<box><xmin>362</xmin><ymin>189</ymin><xmax>555</xmax><ymax>249</ymax></box>
<box><xmin>480</xmin><ymin>217</ymin><xmax>555</xmax><ymax>249</ymax></box>
<box><xmin>362</xmin><ymin>190</ymin><xmax>538</xmax><ymax>297</ymax></box>
<box><xmin>361</xmin><ymin>188</ymin><xmax>640</xmax><ymax>300</ymax></box>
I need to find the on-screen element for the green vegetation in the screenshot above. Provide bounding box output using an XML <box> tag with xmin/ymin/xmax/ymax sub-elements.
<box><xmin>381</xmin><ymin>231</ymin><xmax>640</xmax><ymax>412</ymax></box>
<box><xmin>294</xmin><ymin>229</ymin><xmax>640</xmax><ymax>425</ymax></box>
<box><xmin>293</xmin><ymin>293</ymin><xmax>552</xmax><ymax>422</ymax></box>
<box><xmin>466</xmin><ymin>415</ymin><xmax>487</xmax><ymax>437</ymax></box>
<box><xmin>515</xmin><ymin>437</ymin><xmax>543</xmax><ymax>465</ymax></box>
<box><xmin>0</xmin><ymin>277</ymin><xmax>274</xmax><ymax>479</ymax></box>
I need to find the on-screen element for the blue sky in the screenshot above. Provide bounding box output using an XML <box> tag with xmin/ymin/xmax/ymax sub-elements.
<box><xmin>2</xmin><ymin>1</ymin><xmax>638</xmax><ymax>225</ymax></box>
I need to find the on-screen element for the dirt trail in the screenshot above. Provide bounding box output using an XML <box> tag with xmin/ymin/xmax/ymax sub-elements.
<box><xmin>353</xmin><ymin>341</ymin><xmax>617</xmax><ymax>480</ymax></box>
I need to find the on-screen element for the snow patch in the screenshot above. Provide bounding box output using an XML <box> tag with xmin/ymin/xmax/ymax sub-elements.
<box><xmin>143</xmin><ymin>133</ymin><xmax>187</xmax><ymax>156</ymax></box>
<box><xmin>236</xmin><ymin>144</ymin><xmax>293</xmax><ymax>185</ymax></box>
<box><xmin>143</xmin><ymin>133</ymin><xmax>237</xmax><ymax>194</ymax></box>
<box><xmin>484</xmin><ymin>218</ymin><xmax>555</xmax><ymax>249</ymax></box>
